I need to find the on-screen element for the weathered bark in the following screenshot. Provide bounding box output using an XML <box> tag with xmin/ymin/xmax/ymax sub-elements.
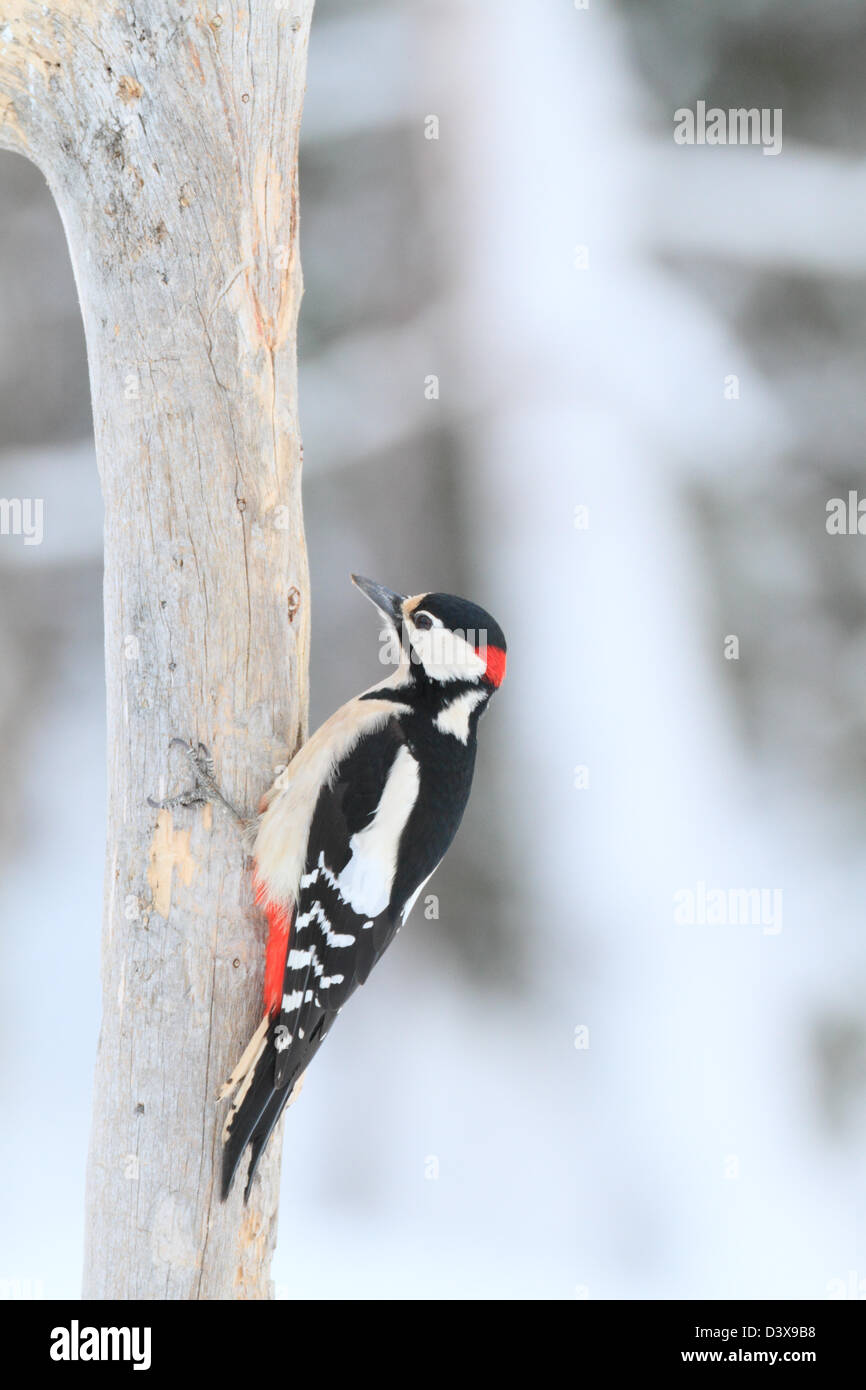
<box><xmin>0</xmin><ymin>1</ymin><xmax>314</xmax><ymax>1298</ymax></box>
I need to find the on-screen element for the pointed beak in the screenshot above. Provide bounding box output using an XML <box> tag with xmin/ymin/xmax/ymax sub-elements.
<box><xmin>351</xmin><ymin>574</ymin><xmax>406</xmax><ymax>625</ymax></box>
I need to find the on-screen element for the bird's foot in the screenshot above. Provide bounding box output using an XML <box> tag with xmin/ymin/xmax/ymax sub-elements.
<box><xmin>148</xmin><ymin>739</ymin><xmax>246</xmax><ymax>826</ymax></box>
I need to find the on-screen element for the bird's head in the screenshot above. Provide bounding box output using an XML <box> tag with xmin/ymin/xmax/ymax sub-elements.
<box><xmin>351</xmin><ymin>574</ymin><xmax>507</xmax><ymax>691</ymax></box>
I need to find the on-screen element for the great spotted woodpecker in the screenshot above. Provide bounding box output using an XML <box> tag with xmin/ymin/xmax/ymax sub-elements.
<box><xmin>205</xmin><ymin>575</ymin><xmax>507</xmax><ymax>1200</ymax></box>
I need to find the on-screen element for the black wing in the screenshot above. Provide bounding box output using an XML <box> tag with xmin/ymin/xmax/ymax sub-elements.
<box><xmin>273</xmin><ymin>720</ymin><xmax>410</xmax><ymax>1087</ymax></box>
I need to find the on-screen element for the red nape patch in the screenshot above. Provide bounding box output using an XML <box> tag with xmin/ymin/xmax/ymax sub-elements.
<box><xmin>478</xmin><ymin>644</ymin><xmax>507</xmax><ymax>688</ymax></box>
<box><xmin>254</xmin><ymin>875</ymin><xmax>293</xmax><ymax>1017</ymax></box>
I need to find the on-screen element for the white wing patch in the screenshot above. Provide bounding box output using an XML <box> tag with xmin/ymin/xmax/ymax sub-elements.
<box><xmin>336</xmin><ymin>744</ymin><xmax>421</xmax><ymax>917</ymax></box>
<box><xmin>434</xmin><ymin>689</ymin><xmax>486</xmax><ymax>743</ymax></box>
<box><xmin>253</xmin><ymin>692</ymin><xmax>411</xmax><ymax>907</ymax></box>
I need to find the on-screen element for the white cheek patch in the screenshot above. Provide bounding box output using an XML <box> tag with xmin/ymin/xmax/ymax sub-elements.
<box><xmin>337</xmin><ymin>744</ymin><xmax>421</xmax><ymax>917</ymax></box>
<box><xmin>411</xmin><ymin>626</ymin><xmax>488</xmax><ymax>683</ymax></box>
<box><xmin>434</xmin><ymin>689</ymin><xmax>486</xmax><ymax>742</ymax></box>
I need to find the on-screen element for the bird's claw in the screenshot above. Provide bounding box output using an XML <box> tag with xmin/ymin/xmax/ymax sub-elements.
<box><xmin>148</xmin><ymin>739</ymin><xmax>243</xmax><ymax>823</ymax></box>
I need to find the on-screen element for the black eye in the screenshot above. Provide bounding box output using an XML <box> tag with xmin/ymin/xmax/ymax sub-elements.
<box><xmin>414</xmin><ymin>612</ymin><xmax>434</xmax><ymax>630</ymax></box>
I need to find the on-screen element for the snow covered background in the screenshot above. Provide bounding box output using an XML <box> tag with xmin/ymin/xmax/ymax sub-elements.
<box><xmin>1</xmin><ymin>0</ymin><xmax>865</xmax><ymax>1300</ymax></box>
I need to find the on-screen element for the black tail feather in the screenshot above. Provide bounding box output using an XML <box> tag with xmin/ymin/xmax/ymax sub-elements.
<box><xmin>221</xmin><ymin>1036</ymin><xmax>295</xmax><ymax>1201</ymax></box>
<box><xmin>221</xmin><ymin>1011</ymin><xmax>333</xmax><ymax>1201</ymax></box>
<box><xmin>241</xmin><ymin>1090</ymin><xmax>292</xmax><ymax>1201</ymax></box>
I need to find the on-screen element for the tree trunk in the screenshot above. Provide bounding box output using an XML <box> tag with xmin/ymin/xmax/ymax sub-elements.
<box><xmin>0</xmin><ymin>1</ymin><xmax>314</xmax><ymax>1298</ymax></box>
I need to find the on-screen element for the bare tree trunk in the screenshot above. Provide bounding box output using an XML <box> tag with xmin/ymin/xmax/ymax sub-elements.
<box><xmin>0</xmin><ymin>1</ymin><xmax>314</xmax><ymax>1298</ymax></box>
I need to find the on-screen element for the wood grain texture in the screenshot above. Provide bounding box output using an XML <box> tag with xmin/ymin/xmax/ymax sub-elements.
<box><xmin>0</xmin><ymin>1</ymin><xmax>315</xmax><ymax>1298</ymax></box>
